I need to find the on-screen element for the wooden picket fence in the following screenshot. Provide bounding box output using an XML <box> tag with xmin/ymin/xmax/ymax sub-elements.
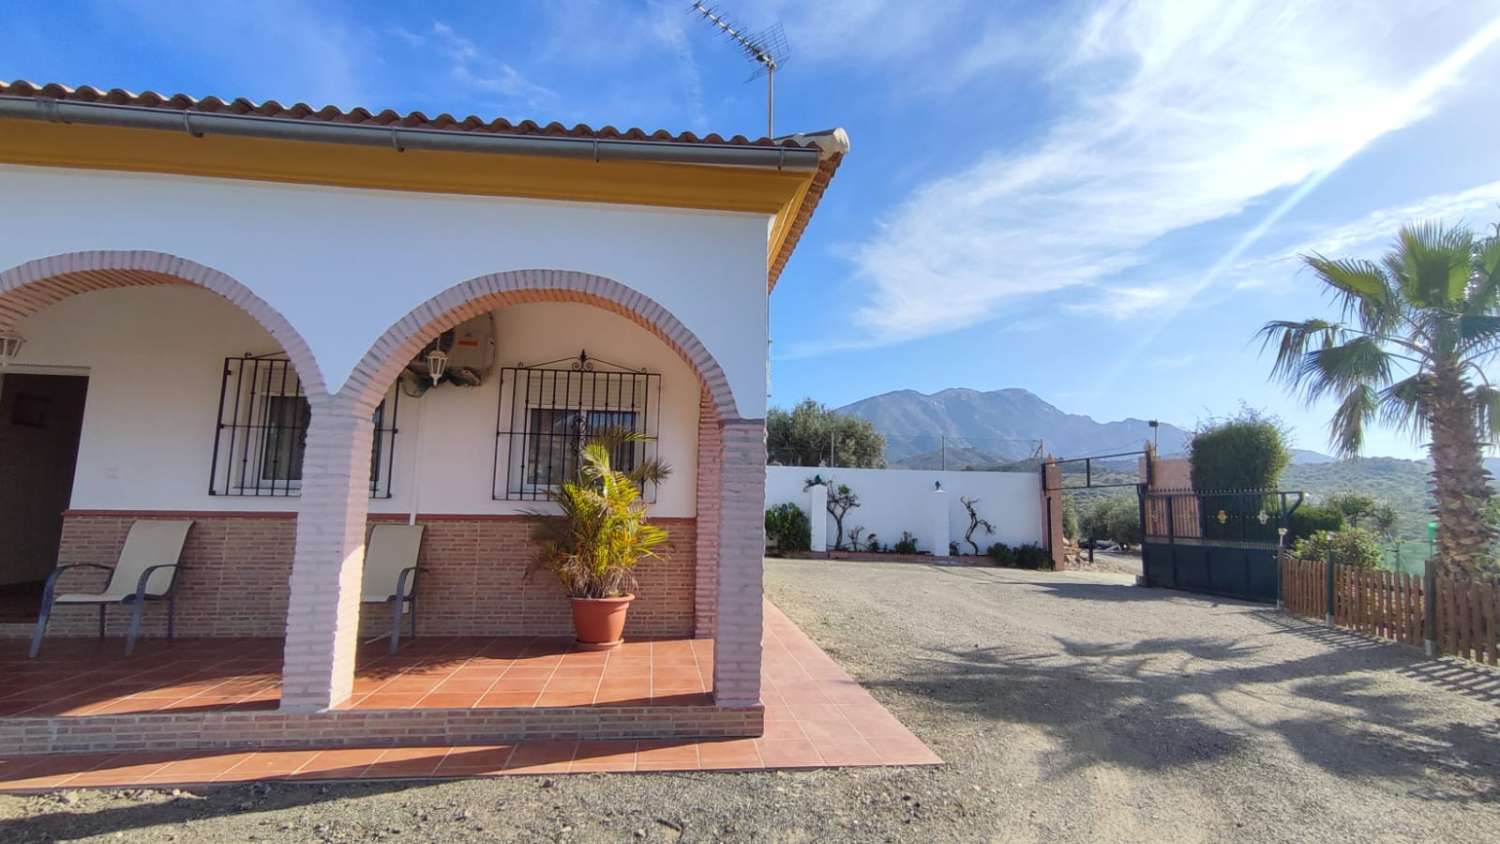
<box><xmin>1333</xmin><ymin>566</ymin><xmax>1424</xmax><ymax>646</ymax></box>
<box><xmin>1280</xmin><ymin>557</ymin><xmax>1325</xmax><ymax>619</ymax></box>
<box><xmin>1279</xmin><ymin>555</ymin><xmax>1500</xmax><ymax>667</ymax></box>
<box><xmin>1435</xmin><ymin>575</ymin><xmax>1500</xmax><ymax>665</ymax></box>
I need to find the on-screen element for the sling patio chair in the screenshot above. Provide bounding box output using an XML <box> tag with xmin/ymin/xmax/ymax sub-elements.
<box><xmin>29</xmin><ymin>519</ymin><xmax>193</xmax><ymax>658</ymax></box>
<box><xmin>362</xmin><ymin>523</ymin><xmax>426</xmax><ymax>655</ymax></box>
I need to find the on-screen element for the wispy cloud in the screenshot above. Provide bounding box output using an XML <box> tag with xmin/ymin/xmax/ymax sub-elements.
<box><xmin>399</xmin><ymin>21</ymin><xmax>557</xmax><ymax>110</ymax></box>
<box><xmin>832</xmin><ymin>1</ymin><xmax>1500</xmax><ymax>349</ymax></box>
<box><xmin>1064</xmin><ymin>284</ymin><xmax>1174</xmax><ymax>319</ymax></box>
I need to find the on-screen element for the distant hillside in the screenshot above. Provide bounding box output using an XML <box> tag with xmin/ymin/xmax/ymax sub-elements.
<box><xmin>837</xmin><ymin>388</ymin><xmax>1191</xmax><ymax>464</ymax></box>
<box><xmin>1283</xmin><ymin>458</ymin><xmax>1435</xmax><ymax>543</ymax></box>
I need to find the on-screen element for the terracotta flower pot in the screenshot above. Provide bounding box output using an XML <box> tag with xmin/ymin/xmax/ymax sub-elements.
<box><xmin>570</xmin><ymin>594</ymin><xmax>634</xmax><ymax>650</ymax></box>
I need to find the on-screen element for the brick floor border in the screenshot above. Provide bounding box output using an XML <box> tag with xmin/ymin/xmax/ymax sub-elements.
<box><xmin>0</xmin><ymin>704</ymin><xmax>763</xmax><ymax>756</ymax></box>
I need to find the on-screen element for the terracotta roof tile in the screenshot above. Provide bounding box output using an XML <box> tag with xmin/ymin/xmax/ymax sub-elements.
<box><xmin>0</xmin><ymin>80</ymin><xmax>812</xmax><ymax>150</ymax></box>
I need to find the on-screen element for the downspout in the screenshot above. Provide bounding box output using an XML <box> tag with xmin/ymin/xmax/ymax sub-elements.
<box><xmin>0</xmin><ymin>96</ymin><xmax>825</xmax><ymax>172</ymax></box>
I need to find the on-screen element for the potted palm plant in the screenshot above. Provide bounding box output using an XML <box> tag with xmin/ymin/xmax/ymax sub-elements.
<box><xmin>528</xmin><ymin>430</ymin><xmax>670</xmax><ymax>649</ymax></box>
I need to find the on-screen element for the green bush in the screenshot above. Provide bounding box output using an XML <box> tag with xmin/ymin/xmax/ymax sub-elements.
<box><xmin>1061</xmin><ymin>496</ymin><xmax>1079</xmax><ymax>540</ymax></box>
<box><xmin>1189</xmin><ymin>407</ymin><xmax>1291</xmax><ymax>491</ymax></box>
<box><xmin>891</xmin><ymin>531</ymin><xmax>919</xmax><ymax>554</ymax></box>
<box><xmin>1291</xmin><ymin>527</ymin><xmax>1382</xmax><ymax>569</ymax></box>
<box><xmin>988</xmin><ymin>542</ymin><xmax>1052</xmax><ymax>570</ymax></box>
<box><xmin>1288</xmin><ymin>504</ymin><xmax>1344</xmax><ymax>542</ymax></box>
<box><xmin>764</xmin><ymin>503</ymin><xmax>811</xmax><ymax>553</ymax></box>
<box><xmin>1080</xmin><ymin>497</ymin><xmax>1143</xmax><ymax>549</ymax></box>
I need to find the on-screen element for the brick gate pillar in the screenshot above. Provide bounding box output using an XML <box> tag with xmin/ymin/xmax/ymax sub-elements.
<box><xmin>279</xmin><ymin>397</ymin><xmax>376</xmax><ymax>711</ymax></box>
<box><xmin>712</xmin><ymin>418</ymin><xmax>766</xmax><ymax>707</ymax></box>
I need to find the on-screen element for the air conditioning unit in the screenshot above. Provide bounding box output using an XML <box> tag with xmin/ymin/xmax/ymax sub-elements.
<box><xmin>401</xmin><ymin>314</ymin><xmax>495</xmax><ymax>393</ymax></box>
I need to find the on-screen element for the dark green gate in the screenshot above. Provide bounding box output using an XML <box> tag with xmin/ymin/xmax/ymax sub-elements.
<box><xmin>1141</xmin><ymin>489</ymin><xmax>1303</xmax><ymax>602</ymax></box>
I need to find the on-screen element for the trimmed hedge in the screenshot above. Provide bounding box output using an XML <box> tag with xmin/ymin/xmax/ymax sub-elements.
<box><xmin>1189</xmin><ymin>410</ymin><xmax>1291</xmax><ymax>491</ymax></box>
<box><xmin>1289</xmin><ymin>504</ymin><xmax>1345</xmax><ymax>542</ymax></box>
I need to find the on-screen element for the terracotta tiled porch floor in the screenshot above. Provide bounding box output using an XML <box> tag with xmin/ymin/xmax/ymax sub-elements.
<box><xmin>0</xmin><ymin>634</ymin><xmax>714</xmax><ymax>716</ymax></box>
<box><xmin>0</xmin><ymin>602</ymin><xmax>939</xmax><ymax>789</ymax></box>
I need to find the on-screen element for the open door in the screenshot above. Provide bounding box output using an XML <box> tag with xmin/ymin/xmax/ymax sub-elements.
<box><xmin>0</xmin><ymin>373</ymin><xmax>88</xmax><ymax>623</ymax></box>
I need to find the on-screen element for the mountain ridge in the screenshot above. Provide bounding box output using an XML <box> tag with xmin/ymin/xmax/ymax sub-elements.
<box><xmin>836</xmin><ymin>386</ymin><xmax>1193</xmax><ymax>463</ymax></box>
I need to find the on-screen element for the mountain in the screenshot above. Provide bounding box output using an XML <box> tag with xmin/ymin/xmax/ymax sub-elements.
<box><xmin>1292</xmin><ymin>448</ymin><xmax>1336</xmax><ymax>464</ymax></box>
<box><xmin>1283</xmin><ymin>458</ymin><xmax>1432</xmax><ymax>543</ymax></box>
<box><xmin>837</xmin><ymin>387</ymin><xmax>1191</xmax><ymax>465</ymax></box>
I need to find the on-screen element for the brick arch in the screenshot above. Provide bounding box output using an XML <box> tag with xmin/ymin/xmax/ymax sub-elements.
<box><xmin>340</xmin><ymin>269</ymin><xmax>739</xmax><ymax>419</ymax></box>
<box><xmin>0</xmin><ymin>250</ymin><xmax>327</xmax><ymax>395</ymax></box>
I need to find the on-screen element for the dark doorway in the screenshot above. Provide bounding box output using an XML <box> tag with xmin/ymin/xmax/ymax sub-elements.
<box><xmin>0</xmin><ymin>373</ymin><xmax>88</xmax><ymax>623</ymax></box>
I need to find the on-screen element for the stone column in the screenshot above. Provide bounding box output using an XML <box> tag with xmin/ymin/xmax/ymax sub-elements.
<box><xmin>279</xmin><ymin>397</ymin><xmax>376</xmax><ymax>711</ymax></box>
<box><xmin>927</xmin><ymin>484</ymin><xmax>950</xmax><ymax>556</ymax></box>
<box><xmin>807</xmin><ymin>482</ymin><xmax>828</xmax><ymax>553</ymax></box>
<box><xmin>713</xmin><ymin>418</ymin><xmax>766</xmax><ymax>708</ymax></box>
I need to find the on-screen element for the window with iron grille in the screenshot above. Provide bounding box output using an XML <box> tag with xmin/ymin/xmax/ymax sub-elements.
<box><xmin>210</xmin><ymin>354</ymin><xmax>399</xmax><ymax>497</ymax></box>
<box><xmin>495</xmin><ymin>351</ymin><xmax>661</xmax><ymax>501</ymax></box>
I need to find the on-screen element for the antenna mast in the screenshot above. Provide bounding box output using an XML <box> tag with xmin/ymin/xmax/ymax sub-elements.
<box><xmin>690</xmin><ymin>1</ymin><xmax>789</xmax><ymax>138</ymax></box>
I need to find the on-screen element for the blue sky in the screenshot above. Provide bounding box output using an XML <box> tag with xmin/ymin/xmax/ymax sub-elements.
<box><xmin>5</xmin><ymin>1</ymin><xmax>1500</xmax><ymax>459</ymax></box>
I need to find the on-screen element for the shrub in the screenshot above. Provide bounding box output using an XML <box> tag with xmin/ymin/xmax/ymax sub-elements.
<box><xmin>1288</xmin><ymin>504</ymin><xmax>1344</xmax><ymax>543</ymax></box>
<box><xmin>1061</xmin><ymin>495</ymin><xmax>1079</xmax><ymax>540</ymax></box>
<box><xmin>764</xmin><ymin>503</ymin><xmax>811</xmax><ymax>553</ymax></box>
<box><xmin>1189</xmin><ymin>407</ymin><xmax>1291</xmax><ymax>491</ymax></box>
<box><xmin>1080</xmin><ymin>497</ymin><xmax>1142</xmax><ymax>549</ymax></box>
<box><xmin>892</xmin><ymin>531</ymin><xmax>919</xmax><ymax>555</ymax></box>
<box><xmin>1014</xmin><ymin>543</ymin><xmax>1052</xmax><ymax>570</ymax></box>
<box><xmin>988</xmin><ymin>542</ymin><xmax>1052</xmax><ymax>570</ymax></box>
<box><xmin>1292</xmin><ymin>527</ymin><xmax>1382</xmax><ymax>569</ymax></box>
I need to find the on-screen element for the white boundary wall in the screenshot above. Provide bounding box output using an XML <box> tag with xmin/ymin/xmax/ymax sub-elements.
<box><xmin>765</xmin><ymin>466</ymin><xmax>1042</xmax><ymax>554</ymax></box>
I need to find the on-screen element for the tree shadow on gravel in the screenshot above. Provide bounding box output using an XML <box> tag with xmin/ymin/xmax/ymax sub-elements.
<box><xmin>0</xmin><ymin>779</ymin><xmax>428</xmax><ymax>842</ymax></box>
<box><xmin>863</xmin><ymin>611</ymin><xmax>1500</xmax><ymax>804</ymax></box>
<box><xmin>1252</xmin><ymin>608</ymin><xmax>1500</xmax><ymax>707</ymax></box>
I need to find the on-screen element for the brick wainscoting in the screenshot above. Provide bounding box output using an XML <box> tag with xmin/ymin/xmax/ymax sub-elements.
<box><xmin>0</xmin><ymin>705</ymin><xmax>763</xmax><ymax>756</ymax></box>
<box><xmin>361</xmin><ymin>515</ymin><xmax>697</xmax><ymax>639</ymax></box>
<box><xmin>19</xmin><ymin>512</ymin><xmax>697</xmax><ymax>640</ymax></box>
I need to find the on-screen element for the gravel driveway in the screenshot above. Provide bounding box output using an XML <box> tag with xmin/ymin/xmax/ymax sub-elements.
<box><xmin>4</xmin><ymin>559</ymin><xmax>1499</xmax><ymax>842</ymax></box>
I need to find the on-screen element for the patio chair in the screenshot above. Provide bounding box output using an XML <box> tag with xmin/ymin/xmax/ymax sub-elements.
<box><xmin>362</xmin><ymin>524</ymin><xmax>426</xmax><ymax>655</ymax></box>
<box><xmin>29</xmin><ymin>519</ymin><xmax>193</xmax><ymax>658</ymax></box>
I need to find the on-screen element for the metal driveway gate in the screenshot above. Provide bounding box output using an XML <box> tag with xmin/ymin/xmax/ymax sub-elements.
<box><xmin>1142</xmin><ymin>488</ymin><xmax>1304</xmax><ymax>602</ymax></box>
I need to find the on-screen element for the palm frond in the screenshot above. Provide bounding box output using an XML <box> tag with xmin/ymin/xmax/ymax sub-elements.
<box><xmin>1458</xmin><ymin>314</ymin><xmax>1500</xmax><ymax>358</ymax></box>
<box><xmin>1303</xmin><ymin>254</ymin><xmax>1398</xmax><ymax>332</ymax></box>
<box><xmin>1469</xmin><ymin>233</ymin><xmax>1500</xmax><ymax>313</ymax></box>
<box><xmin>1393</xmin><ymin>222</ymin><xmax>1473</xmax><ymax>308</ymax></box>
<box><xmin>1328</xmin><ymin>384</ymin><xmax>1378</xmax><ymax>458</ymax></box>
<box><xmin>1377</xmin><ymin>374</ymin><xmax>1431</xmax><ymax>441</ymax></box>
<box><xmin>1297</xmin><ymin>336</ymin><xmax>1393</xmax><ymax>405</ymax></box>
<box><xmin>1256</xmin><ymin>318</ymin><xmax>1342</xmax><ymax>386</ymax></box>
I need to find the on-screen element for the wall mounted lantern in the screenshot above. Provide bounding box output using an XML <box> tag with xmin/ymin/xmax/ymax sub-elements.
<box><xmin>0</xmin><ymin>332</ymin><xmax>24</xmax><ymax>368</ymax></box>
<box><xmin>425</xmin><ymin>348</ymin><xmax>449</xmax><ymax>385</ymax></box>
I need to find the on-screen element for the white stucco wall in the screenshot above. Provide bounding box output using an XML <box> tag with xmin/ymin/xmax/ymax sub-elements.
<box><xmin>0</xmin><ymin>163</ymin><xmax>770</xmax><ymax>419</ymax></box>
<box><xmin>11</xmin><ymin>287</ymin><xmax>701</xmax><ymax>516</ymax></box>
<box><xmin>765</xmin><ymin>466</ymin><xmax>1043</xmax><ymax>553</ymax></box>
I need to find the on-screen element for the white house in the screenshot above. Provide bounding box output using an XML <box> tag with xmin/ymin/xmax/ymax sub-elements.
<box><xmin>0</xmin><ymin>81</ymin><xmax>846</xmax><ymax>752</ymax></box>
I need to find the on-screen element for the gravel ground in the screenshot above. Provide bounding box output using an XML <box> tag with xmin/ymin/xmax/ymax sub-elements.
<box><xmin>4</xmin><ymin>559</ymin><xmax>1499</xmax><ymax>842</ymax></box>
<box><xmin>1074</xmin><ymin>550</ymin><xmax>1142</xmax><ymax>578</ymax></box>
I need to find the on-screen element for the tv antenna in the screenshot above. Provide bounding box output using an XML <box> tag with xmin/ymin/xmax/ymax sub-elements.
<box><xmin>690</xmin><ymin>1</ymin><xmax>789</xmax><ymax>138</ymax></box>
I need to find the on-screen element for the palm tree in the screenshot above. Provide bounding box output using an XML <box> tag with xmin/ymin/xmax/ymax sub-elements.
<box><xmin>1258</xmin><ymin>222</ymin><xmax>1500</xmax><ymax>576</ymax></box>
<box><xmin>527</xmin><ymin>429</ymin><xmax>672</xmax><ymax>599</ymax></box>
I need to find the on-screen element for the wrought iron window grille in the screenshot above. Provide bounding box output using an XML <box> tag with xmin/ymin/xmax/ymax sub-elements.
<box><xmin>209</xmin><ymin>353</ymin><xmax>399</xmax><ymax>498</ymax></box>
<box><xmin>494</xmin><ymin>350</ymin><xmax>661</xmax><ymax>502</ymax></box>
